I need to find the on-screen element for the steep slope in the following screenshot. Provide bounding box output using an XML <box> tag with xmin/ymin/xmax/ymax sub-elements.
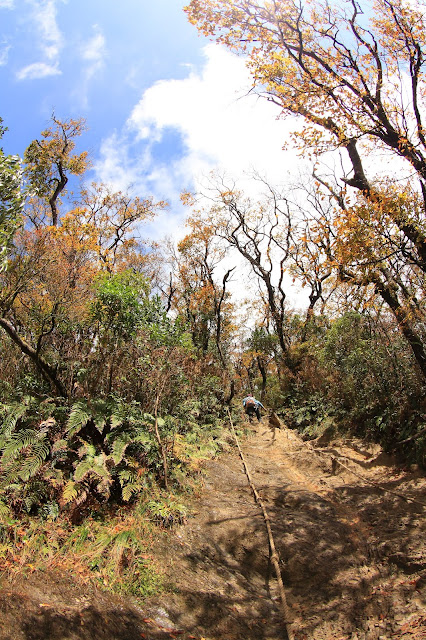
<box><xmin>146</xmin><ymin>420</ymin><xmax>426</xmax><ymax>640</ymax></box>
<box><xmin>0</xmin><ymin>419</ymin><xmax>425</xmax><ymax>640</ymax></box>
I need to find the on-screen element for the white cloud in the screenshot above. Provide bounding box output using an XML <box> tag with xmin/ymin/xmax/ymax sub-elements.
<box><xmin>95</xmin><ymin>44</ymin><xmax>303</xmax><ymax>213</ymax></box>
<box><xmin>72</xmin><ymin>24</ymin><xmax>106</xmax><ymax>109</ymax></box>
<box><xmin>129</xmin><ymin>44</ymin><xmax>300</xmax><ymax>187</ymax></box>
<box><xmin>0</xmin><ymin>44</ymin><xmax>10</xmax><ymax>65</ymax></box>
<box><xmin>27</xmin><ymin>0</ymin><xmax>63</xmax><ymax>60</ymax></box>
<box><xmin>16</xmin><ymin>60</ymin><xmax>60</xmax><ymax>79</ymax></box>
<box><xmin>81</xmin><ymin>25</ymin><xmax>106</xmax><ymax>80</ymax></box>
<box><xmin>16</xmin><ymin>0</ymin><xmax>63</xmax><ymax>80</ymax></box>
<box><xmin>0</xmin><ymin>0</ymin><xmax>14</xmax><ymax>7</ymax></box>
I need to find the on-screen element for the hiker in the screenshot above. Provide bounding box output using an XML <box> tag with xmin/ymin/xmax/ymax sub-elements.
<box><xmin>242</xmin><ymin>393</ymin><xmax>264</xmax><ymax>422</ymax></box>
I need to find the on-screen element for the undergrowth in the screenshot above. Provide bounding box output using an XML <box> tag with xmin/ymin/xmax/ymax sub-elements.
<box><xmin>263</xmin><ymin>313</ymin><xmax>426</xmax><ymax>466</ymax></box>
<box><xmin>0</xmin><ymin>394</ymin><xmax>232</xmax><ymax>518</ymax></box>
<box><xmin>0</xmin><ymin>489</ymin><xmax>196</xmax><ymax>598</ymax></box>
<box><xmin>0</xmin><ymin>391</ymin><xmax>234</xmax><ymax>599</ymax></box>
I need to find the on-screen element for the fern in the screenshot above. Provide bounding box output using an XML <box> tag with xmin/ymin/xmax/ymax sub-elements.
<box><xmin>2</xmin><ymin>429</ymin><xmax>47</xmax><ymax>465</ymax></box>
<box><xmin>0</xmin><ymin>500</ymin><xmax>11</xmax><ymax>518</ymax></box>
<box><xmin>143</xmin><ymin>413</ymin><xmax>155</xmax><ymax>425</ymax></box>
<box><xmin>93</xmin><ymin>414</ymin><xmax>107</xmax><ymax>434</ymax></box>
<box><xmin>0</xmin><ymin>460</ymin><xmax>23</xmax><ymax>489</ymax></box>
<box><xmin>121</xmin><ymin>479</ymin><xmax>145</xmax><ymax>502</ymax></box>
<box><xmin>67</xmin><ymin>398</ymin><xmax>127</xmax><ymax>438</ymax></box>
<box><xmin>121</xmin><ymin>484</ymin><xmax>134</xmax><ymax>502</ymax></box>
<box><xmin>146</xmin><ymin>498</ymin><xmax>187</xmax><ymax>527</ymax></box>
<box><xmin>40</xmin><ymin>501</ymin><xmax>60</xmax><ymax>520</ymax></box>
<box><xmin>92</xmin><ymin>398</ymin><xmax>119</xmax><ymax>433</ymax></box>
<box><xmin>75</xmin><ymin>489</ymin><xmax>88</xmax><ymax>507</ymax></box>
<box><xmin>17</xmin><ymin>440</ymin><xmax>50</xmax><ymax>481</ymax></box>
<box><xmin>109</xmin><ymin>398</ymin><xmax>134</xmax><ymax>430</ymax></box>
<box><xmin>134</xmin><ymin>431</ymin><xmax>152</xmax><ymax>446</ymax></box>
<box><xmin>1</xmin><ymin>481</ymin><xmax>21</xmax><ymax>499</ymax></box>
<box><xmin>118</xmin><ymin>467</ymin><xmax>137</xmax><ymax>483</ymax></box>
<box><xmin>110</xmin><ymin>413</ymin><xmax>123</xmax><ymax>429</ymax></box>
<box><xmin>66</xmin><ymin>401</ymin><xmax>92</xmax><ymax>437</ymax></box>
<box><xmin>72</xmin><ymin>444</ymin><xmax>114</xmax><ymax>500</ymax></box>
<box><xmin>74</xmin><ymin>452</ymin><xmax>112</xmax><ymax>486</ymax></box>
<box><xmin>43</xmin><ymin>467</ymin><xmax>65</xmax><ymax>489</ymax></box>
<box><xmin>74</xmin><ymin>460</ymin><xmax>97</xmax><ymax>483</ymax></box>
<box><xmin>77</xmin><ymin>442</ymin><xmax>96</xmax><ymax>459</ymax></box>
<box><xmin>23</xmin><ymin>493</ymin><xmax>39</xmax><ymax>514</ymax></box>
<box><xmin>52</xmin><ymin>439</ymin><xmax>68</xmax><ymax>452</ymax></box>
<box><xmin>111</xmin><ymin>434</ymin><xmax>132</xmax><ymax>465</ymax></box>
<box><xmin>0</xmin><ymin>391</ymin><xmax>214</xmax><ymax>514</ymax></box>
<box><xmin>118</xmin><ymin>465</ymin><xmax>146</xmax><ymax>502</ymax></box>
<box><xmin>62</xmin><ymin>480</ymin><xmax>78</xmax><ymax>505</ymax></box>
<box><xmin>9</xmin><ymin>477</ymin><xmax>50</xmax><ymax>514</ymax></box>
<box><xmin>0</xmin><ymin>400</ymin><xmax>30</xmax><ymax>446</ymax></box>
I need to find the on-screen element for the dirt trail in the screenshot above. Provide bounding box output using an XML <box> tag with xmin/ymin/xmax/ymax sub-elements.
<box><xmin>145</xmin><ymin>420</ymin><xmax>426</xmax><ymax>640</ymax></box>
<box><xmin>1</xmin><ymin>419</ymin><xmax>425</xmax><ymax>640</ymax></box>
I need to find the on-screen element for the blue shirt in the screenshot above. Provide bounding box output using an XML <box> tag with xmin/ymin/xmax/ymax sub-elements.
<box><xmin>243</xmin><ymin>396</ymin><xmax>264</xmax><ymax>408</ymax></box>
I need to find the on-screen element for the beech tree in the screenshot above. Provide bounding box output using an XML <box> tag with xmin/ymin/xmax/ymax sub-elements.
<box><xmin>185</xmin><ymin>177</ymin><xmax>330</xmax><ymax>361</ymax></box>
<box><xmin>293</xmin><ymin>173</ymin><xmax>426</xmax><ymax>376</ymax></box>
<box><xmin>175</xmin><ymin>213</ymin><xmax>236</xmax><ymax>367</ymax></box>
<box><xmin>73</xmin><ymin>182</ymin><xmax>166</xmax><ymax>273</ymax></box>
<box><xmin>24</xmin><ymin>116</ymin><xmax>89</xmax><ymax>226</ymax></box>
<box><xmin>185</xmin><ymin>0</ymin><xmax>426</xmax><ymax>378</ymax></box>
<box><xmin>246</xmin><ymin>326</ymin><xmax>278</xmax><ymax>399</ymax></box>
<box><xmin>0</xmin><ymin>119</ymin><xmax>167</xmax><ymax>397</ymax></box>
<box><xmin>185</xmin><ymin>0</ymin><xmax>426</xmax><ymax>196</ymax></box>
<box><xmin>208</xmin><ymin>181</ymin><xmax>292</xmax><ymax>356</ymax></box>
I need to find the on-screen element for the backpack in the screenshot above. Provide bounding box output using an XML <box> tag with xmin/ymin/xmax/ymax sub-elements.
<box><xmin>245</xmin><ymin>397</ymin><xmax>256</xmax><ymax>408</ymax></box>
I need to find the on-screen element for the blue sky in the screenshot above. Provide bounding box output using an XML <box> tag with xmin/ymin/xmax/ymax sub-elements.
<box><xmin>0</xmin><ymin>1</ymin><xmax>206</xmax><ymax>153</ymax></box>
<box><xmin>0</xmin><ymin>0</ymin><xmax>413</xmax><ymax>314</ymax></box>
<box><xmin>0</xmin><ymin>0</ymin><xmax>304</xmax><ymax>244</ymax></box>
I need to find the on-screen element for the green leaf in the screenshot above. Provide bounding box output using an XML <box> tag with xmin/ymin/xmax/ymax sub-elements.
<box><xmin>111</xmin><ymin>434</ymin><xmax>132</xmax><ymax>465</ymax></box>
<box><xmin>67</xmin><ymin>401</ymin><xmax>91</xmax><ymax>437</ymax></box>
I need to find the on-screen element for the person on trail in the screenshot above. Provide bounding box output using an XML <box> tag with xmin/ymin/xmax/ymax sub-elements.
<box><xmin>242</xmin><ymin>394</ymin><xmax>264</xmax><ymax>422</ymax></box>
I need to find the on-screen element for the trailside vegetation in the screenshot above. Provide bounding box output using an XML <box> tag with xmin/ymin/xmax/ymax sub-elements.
<box><xmin>0</xmin><ymin>119</ymin><xmax>24</xmax><ymax>272</ymax></box>
<box><xmin>184</xmin><ymin>0</ymin><xmax>426</xmax><ymax>459</ymax></box>
<box><xmin>1</xmin><ymin>0</ymin><xmax>426</xmax><ymax>591</ymax></box>
<box><xmin>0</xmin><ymin>118</ymin><xmax>231</xmax><ymax>594</ymax></box>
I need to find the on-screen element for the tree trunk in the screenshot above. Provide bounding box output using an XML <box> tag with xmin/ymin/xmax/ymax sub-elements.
<box><xmin>257</xmin><ymin>356</ymin><xmax>267</xmax><ymax>402</ymax></box>
<box><xmin>48</xmin><ymin>161</ymin><xmax>68</xmax><ymax>226</ymax></box>
<box><xmin>0</xmin><ymin>316</ymin><xmax>66</xmax><ymax>396</ymax></box>
<box><xmin>376</xmin><ymin>283</ymin><xmax>426</xmax><ymax>380</ymax></box>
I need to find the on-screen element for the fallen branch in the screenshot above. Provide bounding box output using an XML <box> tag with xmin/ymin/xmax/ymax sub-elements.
<box><xmin>397</xmin><ymin>424</ymin><xmax>426</xmax><ymax>445</ymax></box>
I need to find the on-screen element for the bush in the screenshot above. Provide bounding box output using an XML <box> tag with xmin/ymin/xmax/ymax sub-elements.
<box><xmin>319</xmin><ymin>312</ymin><xmax>425</xmax><ymax>459</ymax></box>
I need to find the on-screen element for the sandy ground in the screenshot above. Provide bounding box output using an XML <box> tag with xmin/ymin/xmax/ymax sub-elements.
<box><xmin>0</xmin><ymin>417</ymin><xmax>425</xmax><ymax>640</ymax></box>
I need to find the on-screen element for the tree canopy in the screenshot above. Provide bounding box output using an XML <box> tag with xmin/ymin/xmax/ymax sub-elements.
<box><xmin>0</xmin><ymin>120</ymin><xmax>24</xmax><ymax>272</ymax></box>
<box><xmin>185</xmin><ymin>0</ymin><xmax>426</xmax><ymax>378</ymax></box>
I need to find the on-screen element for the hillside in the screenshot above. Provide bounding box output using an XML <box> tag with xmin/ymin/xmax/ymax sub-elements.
<box><xmin>1</xmin><ymin>418</ymin><xmax>425</xmax><ymax>640</ymax></box>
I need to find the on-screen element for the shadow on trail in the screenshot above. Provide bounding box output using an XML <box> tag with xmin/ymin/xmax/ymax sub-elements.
<box><xmin>324</xmin><ymin>446</ymin><xmax>399</xmax><ymax>470</ymax></box>
<box><xmin>164</xmin><ymin>434</ymin><xmax>425</xmax><ymax>639</ymax></box>
<box><xmin>164</xmin><ymin>586</ymin><xmax>288</xmax><ymax>640</ymax></box>
<box><xmin>259</xmin><ymin>470</ymin><xmax>425</xmax><ymax>638</ymax></box>
<box><xmin>161</xmin><ymin>469</ymin><xmax>424</xmax><ymax>639</ymax></box>
<box><xmin>0</xmin><ymin>594</ymin><xmax>150</xmax><ymax>640</ymax></box>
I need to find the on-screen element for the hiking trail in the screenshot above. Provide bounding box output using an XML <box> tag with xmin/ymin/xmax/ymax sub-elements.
<box><xmin>1</xmin><ymin>418</ymin><xmax>425</xmax><ymax>640</ymax></box>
